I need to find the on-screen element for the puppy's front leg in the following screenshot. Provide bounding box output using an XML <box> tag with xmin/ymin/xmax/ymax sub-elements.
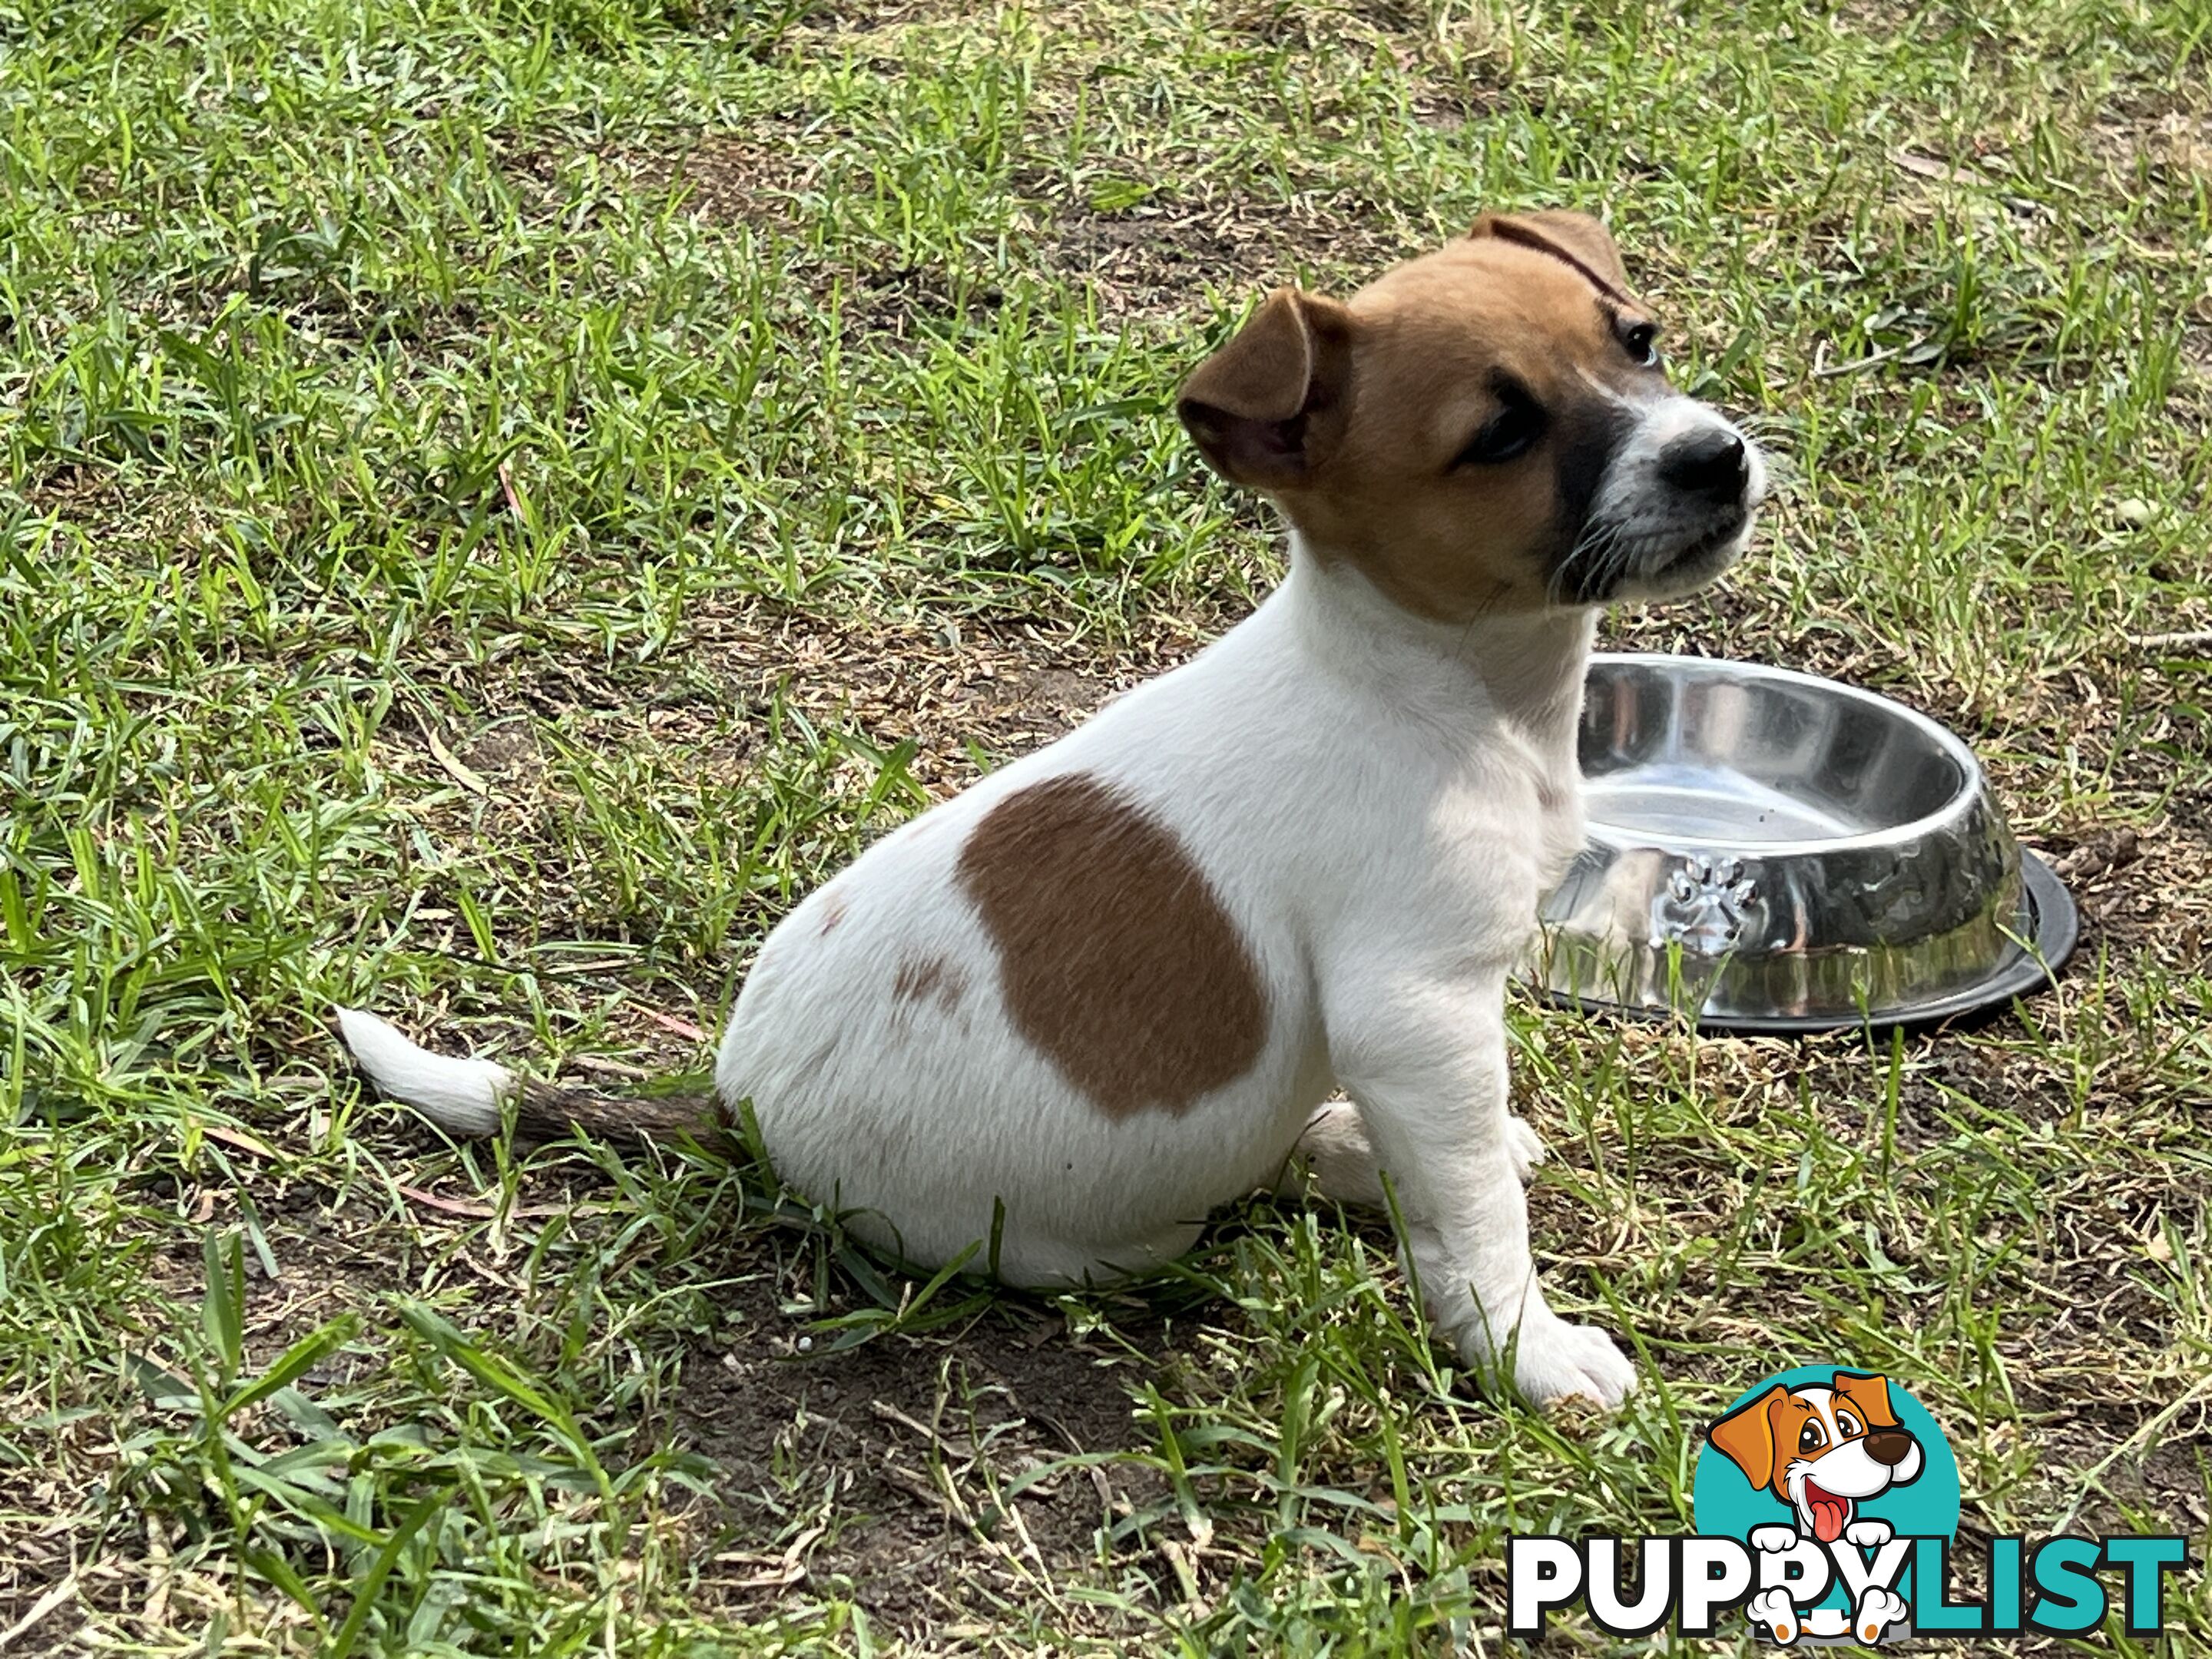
<box><xmin>1330</xmin><ymin>967</ymin><xmax>1634</xmax><ymax>1409</ymax></box>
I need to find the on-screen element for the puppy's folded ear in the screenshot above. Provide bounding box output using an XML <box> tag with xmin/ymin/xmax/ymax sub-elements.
<box><xmin>1177</xmin><ymin>287</ymin><xmax>1354</xmax><ymax>491</ymax></box>
<box><xmin>1470</xmin><ymin>209</ymin><xmax>1631</xmax><ymax>294</ymax></box>
<box><xmin>1706</xmin><ymin>1383</ymin><xmax>1788</xmax><ymax>1491</ymax></box>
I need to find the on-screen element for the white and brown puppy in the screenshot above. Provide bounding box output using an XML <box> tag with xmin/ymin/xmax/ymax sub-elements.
<box><xmin>339</xmin><ymin>211</ymin><xmax>1765</xmax><ymax>1409</ymax></box>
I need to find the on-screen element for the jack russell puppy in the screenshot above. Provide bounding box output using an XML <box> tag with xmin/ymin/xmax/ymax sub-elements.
<box><xmin>339</xmin><ymin>210</ymin><xmax>1766</xmax><ymax>1409</ymax></box>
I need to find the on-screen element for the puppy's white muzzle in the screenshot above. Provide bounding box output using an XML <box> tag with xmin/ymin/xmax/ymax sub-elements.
<box><xmin>1584</xmin><ymin>394</ymin><xmax>1767</xmax><ymax>601</ymax></box>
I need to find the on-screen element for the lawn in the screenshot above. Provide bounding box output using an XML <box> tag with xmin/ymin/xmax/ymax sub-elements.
<box><xmin>3</xmin><ymin>0</ymin><xmax>2210</xmax><ymax>1650</ymax></box>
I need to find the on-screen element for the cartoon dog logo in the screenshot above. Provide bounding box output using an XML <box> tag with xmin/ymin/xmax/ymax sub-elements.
<box><xmin>1707</xmin><ymin>1371</ymin><xmax>1923</xmax><ymax>1643</ymax></box>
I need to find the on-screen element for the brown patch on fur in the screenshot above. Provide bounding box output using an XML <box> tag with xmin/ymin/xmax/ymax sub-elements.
<box><xmin>892</xmin><ymin>954</ymin><xmax>966</xmax><ymax>1013</ymax></box>
<box><xmin>956</xmin><ymin>773</ymin><xmax>1267</xmax><ymax>1118</ymax></box>
<box><xmin>1833</xmin><ymin>1372</ymin><xmax>1905</xmax><ymax>1434</ymax></box>
<box><xmin>1177</xmin><ymin>212</ymin><xmax>1661</xmax><ymax>622</ymax></box>
<box><xmin>1707</xmin><ymin>1382</ymin><xmax>1812</xmax><ymax>1499</ymax></box>
<box><xmin>820</xmin><ymin>891</ymin><xmax>849</xmax><ymax>934</ymax></box>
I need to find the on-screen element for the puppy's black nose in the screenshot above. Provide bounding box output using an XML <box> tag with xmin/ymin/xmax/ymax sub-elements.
<box><xmin>1659</xmin><ymin>429</ymin><xmax>1749</xmax><ymax>502</ymax></box>
<box><xmin>1865</xmin><ymin>1429</ymin><xmax>1914</xmax><ymax>1466</ymax></box>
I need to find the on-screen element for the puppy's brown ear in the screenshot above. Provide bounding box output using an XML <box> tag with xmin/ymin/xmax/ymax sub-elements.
<box><xmin>1177</xmin><ymin>288</ymin><xmax>1353</xmax><ymax>491</ymax></box>
<box><xmin>1470</xmin><ymin>210</ymin><xmax>1631</xmax><ymax>294</ymax></box>
<box><xmin>1706</xmin><ymin>1384</ymin><xmax>1787</xmax><ymax>1491</ymax></box>
<box><xmin>1833</xmin><ymin>1372</ymin><xmax>1900</xmax><ymax>1429</ymax></box>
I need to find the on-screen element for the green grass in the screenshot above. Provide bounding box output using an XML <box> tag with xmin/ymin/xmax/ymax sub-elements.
<box><xmin>5</xmin><ymin>0</ymin><xmax>2211</xmax><ymax>1649</ymax></box>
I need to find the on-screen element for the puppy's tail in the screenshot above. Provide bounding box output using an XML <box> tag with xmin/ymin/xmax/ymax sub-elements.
<box><xmin>333</xmin><ymin>1007</ymin><xmax>726</xmax><ymax>1150</ymax></box>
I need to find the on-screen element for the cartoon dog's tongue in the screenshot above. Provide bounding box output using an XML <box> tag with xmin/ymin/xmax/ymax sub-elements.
<box><xmin>1806</xmin><ymin>1484</ymin><xmax>1850</xmax><ymax>1542</ymax></box>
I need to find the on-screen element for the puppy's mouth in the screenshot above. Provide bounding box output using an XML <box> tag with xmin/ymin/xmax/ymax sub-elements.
<box><xmin>1802</xmin><ymin>1480</ymin><xmax>1853</xmax><ymax>1543</ymax></box>
<box><xmin>1651</xmin><ymin>505</ymin><xmax>1751</xmax><ymax>576</ymax></box>
<box><xmin>1570</xmin><ymin>505</ymin><xmax>1750</xmax><ymax>604</ymax></box>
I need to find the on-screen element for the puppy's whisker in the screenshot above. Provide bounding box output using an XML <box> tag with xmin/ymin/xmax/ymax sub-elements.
<box><xmin>1591</xmin><ymin>528</ymin><xmax>1647</xmax><ymax>601</ymax></box>
<box><xmin>1553</xmin><ymin>523</ymin><xmax>1606</xmax><ymax>600</ymax></box>
<box><xmin>1557</xmin><ymin>517</ymin><xmax>1627</xmax><ymax>604</ymax></box>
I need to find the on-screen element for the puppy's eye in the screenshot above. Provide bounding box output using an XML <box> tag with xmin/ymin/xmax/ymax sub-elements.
<box><xmin>1798</xmin><ymin>1421</ymin><xmax>1826</xmax><ymax>1453</ymax></box>
<box><xmin>1836</xmin><ymin>1411</ymin><xmax>1863</xmax><ymax>1437</ymax></box>
<box><xmin>1454</xmin><ymin>388</ymin><xmax>1548</xmax><ymax>468</ymax></box>
<box><xmin>1622</xmin><ymin>320</ymin><xmax>1660</xmax><ymax>367</ymax></box>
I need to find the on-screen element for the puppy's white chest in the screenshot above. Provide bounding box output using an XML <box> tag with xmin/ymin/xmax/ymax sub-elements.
<box><xmin>1424</xmin><ymin>756</ymin><xmax>1586</xmax><ymax>939</ymax></box>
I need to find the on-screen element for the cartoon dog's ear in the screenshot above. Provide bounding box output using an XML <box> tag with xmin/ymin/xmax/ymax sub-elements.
<box><xmin>1833</xmin><ymin>1372</ymin><xmax>1899</xmax><ymax>1429</ymax></box>
<box><xmin>1707</xmin><ymin>1385</ymin><xmax>1788</xmax><ymax>1488</ymax></box>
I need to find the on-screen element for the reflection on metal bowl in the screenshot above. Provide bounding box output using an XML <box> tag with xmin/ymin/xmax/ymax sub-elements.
<box><xmin>1535</xmin><ymin>654</ymin><xmax>2077</xmax><ymax>1035</ymax></box>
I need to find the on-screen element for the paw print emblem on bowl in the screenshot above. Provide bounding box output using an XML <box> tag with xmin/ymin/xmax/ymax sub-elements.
<box><xmin>1651</xmin><ymin>855</ymin><xmax>1762</xmax><ymax>954</ymax></box>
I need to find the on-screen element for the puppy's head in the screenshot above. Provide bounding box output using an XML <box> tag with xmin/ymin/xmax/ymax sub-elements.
<box><xmin>1177</xmin><ymin>211</ymin><xmax>1765</xmax><ymax>621</ymax></box>
<box><xmin>1707</xmin><ymin>1373</ymin><xmax>1924</xmax><ymax>1543</ymax></box>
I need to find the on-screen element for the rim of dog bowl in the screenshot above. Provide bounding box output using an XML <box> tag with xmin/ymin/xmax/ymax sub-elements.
<box><xmin>1538</xmin><ymin>850</ymin><xmax>2078</xmax><ymax>1036</ymax></box>
<box><xmin>1581</xmin><ymin>654</ymin><xmax>1992</xmax><ymax>860</ymax></box>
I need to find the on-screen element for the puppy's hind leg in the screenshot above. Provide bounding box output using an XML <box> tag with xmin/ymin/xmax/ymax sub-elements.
<box><xmin>1502</xmin><ymin>1114</ymin><xmax>1546</xmax><ymax>1181</ymax></box>
<box><xmin>1282</xmin><ymin>1101</ymin><xmax>1389</xmax><ymax>1207</ymax></box>
<box><xmin>987</xmin><ymin>1220</ymin><xmax>1207</xmax><ymax>1289</ymax></box>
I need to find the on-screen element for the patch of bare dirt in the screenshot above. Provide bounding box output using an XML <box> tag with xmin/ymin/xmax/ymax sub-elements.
<box><xmin>2089</xmin><ymin>107</ymin><xmax>2212</xmax><ymax>183</ymax></box>
<box><xmin>672</xmin><ymin>1272</ymin><xmax>1174</xmax><ymax>1634</ymax></box>
<box><xmin>0</xmin><ymin>1525</ymin><xmax>84</xmax><ymax>1655</ymax></box>
<box><xmin>416</xmin><ymin>598</ymin><xmax>1227</xmax><ymax>816</ymax></box>
<box><xmin>1040</xmin><ymin>185</ymin><xmax>1412</xmax><ymax>319</ymax></box>
<box><xmin>780</xmin><ymin>0</ymin><xmax>982</xmax><ymax>34</ymax></box>
<box><xmin>684</xmin><ymin>604</ymin><xmax>1218</xmax><ymax>785</ymax></box>
<box><xmin>621</xmin><ymin>130</ymin><xmax>826</xmax><ymax>232</ymax></box>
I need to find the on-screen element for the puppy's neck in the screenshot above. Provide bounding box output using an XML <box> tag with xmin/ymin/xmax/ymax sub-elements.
<box><xmin>1282</xmin><ymin>535</ymin><xmax>1595</xmax><ymax>771</ymax></box>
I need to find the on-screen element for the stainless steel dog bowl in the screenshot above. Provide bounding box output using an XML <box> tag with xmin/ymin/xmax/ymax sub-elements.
<box><xmin>1535</xmin><ymin>654</ymin><xmax>2077</xmax><ymax>1034</ymax></box>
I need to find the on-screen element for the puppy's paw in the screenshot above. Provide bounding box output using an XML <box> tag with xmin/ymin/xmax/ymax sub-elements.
<box><xmin>1503</xmin><ymin>1115</ymin><xmax>1547</xmax><ymax>1182</ymax></box>
<box><xmin>1854</xmin><ymin>1586</ymin><xmax>1909</xmax><ymax>1643</ymax></box>
<box><xmin>1746</xmin><ymin>1587</ymin><xmax>1800</xmax><ymax>1644</ymax></box>
<box><xmin>1843</xmin><ymin>1518</ymin><xmax>1892</xmax><ymax>1549</ymax></box>
<box><xmin>1750</xmin><ymin>1524</ymin><xmax>1802</xmax><ymax>1553</ymax></box>
<box><xmin>1508</xmin><ymin>1313</ymin><xmax>1636</xmax><ymax>1410</ymax></box>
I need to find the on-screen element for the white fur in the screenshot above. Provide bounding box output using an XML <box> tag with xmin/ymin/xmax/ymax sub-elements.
<box><xmin>1780</xmin><ymin>1386</ymin><xmax>1925</xmax><ymax>1530</ymax></box>
<box><xmin>1286</xmin><ymin>1098</ymin><xmax>1545</xmax><ymax>1204</ymax></box>
<box><xmin>334</xmin><ymin>1007</ymin><xmax>512</xmax><ymax>1135</ymax></box>
<box><xmin>1855</xmin><ymin>1585</ymin><xmax>1909</xmax><ymax>1642</ymax></box>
